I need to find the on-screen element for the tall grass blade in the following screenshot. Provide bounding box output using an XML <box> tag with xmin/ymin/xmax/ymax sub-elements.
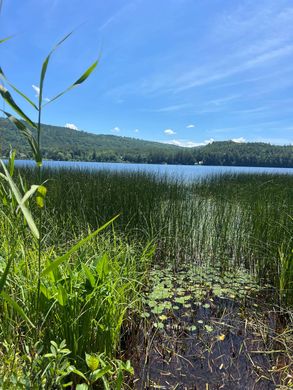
<box><xmin>1</xmin><ymin>111</ymin><xmax>42</xmax><ymax>165</ymax></box>
<box><xmin>0</xmin><ymin>67</ymin><xmax>38</xmax><ymax>110</ymax></box>
<box><xmin>8</xmin><ymin>149</ymin><xmax>16</xmax><ymax>176</ymax></box>
<box><xmin>42</xmin><ymin>214</ymin><xmax>119</xmax><ymax>275</ymax></box>
<box><xmin>0</xmin><ymin>160</ymin><xmax>39</xmax><ymax>238</ymax></box>
<box><xmin>38</xmin><ymin>32</ymin><xmax>73</xmax><ymax>107</ymax></box>
<box><xmin>0</xmin><ymin>255</ymin><xmax>13</xmax><ymax>293</ymax></box>
<box><xmin>0</xmin><ymin>36</ymin><xmax>12</xmax><ymax>44</ymax></box>
<box><xmin>0</xmin><ymin>86</ymin><xmax>36</xmax><ymax>128</ymax></box>
<box><xmin>1</xmin><ymin>291</ymin><xmax>35</xmax><ymax>328</ymax></box>
<box><xmin>18</xmin><ymin>184</ymin><xmax>40</xmax><ymax>206</ymax></box>
<box><xmin>44</xmin><ymin>59</ymin><xmax>99</xmax><ymax>106</ymax></box>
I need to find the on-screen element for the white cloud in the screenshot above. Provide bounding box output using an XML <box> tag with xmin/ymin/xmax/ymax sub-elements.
<box><xmin>164</xmin><ymin>128</ymin><xmax>176</xmax><ymax>135</ymax></box>
<box><xmin>165</xmin><ymin>138</ymin><xmax>214</xmax><ymax>147</ymax></box>
<box><xmin>32</xmin><ymin>84</ymin><xmax>50</xmax><ymax>102</ymax></box>
<box><xmin>134</xmin><ymin>128</ymin><xmax>139</xmax><ymax>133</ymax></box>
<box><xmin>232</xmin><ymin>137</ymin><xmax>246</xmax><ymax>143</ymax></box>
<box><xmin>111</xmin><ymin>126</ymin><xmax>120</xmax><ymax>133</ymax></box>
<box><xmin>65</xmin><ymin>123</ymin><xmax>79</xmax><ymax>131</ymax></box>
<box><xmin>32</xmin><ymin>84</ymin><xmax>40</xmax><ymax>97</ymax></box>
<box><xmin>186</xmin><ymin>124</ymin><xmax>195</xmax><ymax>128</ymax></box>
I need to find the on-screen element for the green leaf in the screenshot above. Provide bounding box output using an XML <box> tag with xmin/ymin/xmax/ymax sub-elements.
<box><xmin>42</xmin><ymin>215</ymin><xmax>119</xmax><ymax>276</ymax></box>
<box><xmin>1</xmin><ymin>291</ymin><xmax>35</xmax><ymax>328</ymax></box>
<box><xmin>8</xmin><ymin>149</ymin><xmax>16</xmax><ymax>176</ymax></box>
<box><xmin>0</xmin><ymin>67</ymin><xmax>38</xmax><ymax>110</ymax></box>
<box><xmin>0</xmin><ymin>36</ymin><xmax>13</xmax><ymax>44</ymax></box>
<box><xmin>0</xmin><ymin>160</ymin><xmax>39</xmax><ymax>239</ymax></box>
<box><xmin>38</xmin><ymin>32</ymin><xmax>73</xmax><ymax>108</ymax></box>
<box><xmin>0</xmin><ymin>254</ymin><xmax>13</xmax><ymax>294</ymax></box>
<box><xmin>18</xmin><ymin>185</ymin><xmax>40</xmax><ymax>207</ymax></box>
<box><xmin>76</xmin><ymin>384</ymin><xmax>89</xmax><ymax>390</ymax></box>
<box><xmin>102</xmin><ymin>377</ymin><xmax>111</xmax><ymax>390</ymax></box>
<box><xmin>1</xmin><ymin>111</ymin><xmax>42</xmax><ymax>166</ymax></box>
<box><xmin>36</xmin><ymin>185</ymin><xmax>47</xmax><ymax>208</ymax></box>
<box><xmin>204</xmin><ymin>325</ymin><xmax>213</xmax><ymax>333</ymax></box>
<box><xmin>0</xmin><ymin>85</ymin><xmax>36</xmax><ymax>128</ymax></box>
<box><xmin>85</xmin><ymin>353</ymin><xmax>100</xmax><ymax>371</ymax></box>
<box><xmin>68</xmin><ymin>366</ymin><xmax>88</xmax><ymax>383</ymax></box>
<box><xmin>44</xmin><ymin>59</ymin><xmax>99</xmax><ymax>106</ymax></box>
<box><xmin>82</xmin><ymin>264</ymin><xmax>96</xmax><ymax>288</ymax></box>
<box><xmin>90</xmin><ymin>365</ymin><xmax>111</xmax><ymax>382</ymax></box>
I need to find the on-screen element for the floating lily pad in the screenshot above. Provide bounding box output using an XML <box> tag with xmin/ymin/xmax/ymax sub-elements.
<box><xmin>205</xmin><ymin>325</ymin><xmax>213</xmax><ymax>332</ymax></box>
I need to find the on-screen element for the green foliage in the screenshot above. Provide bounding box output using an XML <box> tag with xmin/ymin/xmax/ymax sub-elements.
<box><xmin>0</xmin><ymin>339</ymin><xmax>134</xmax><ymax>389</ymax></box>
<box><xmin>1</xmin><ymin>118</ymin><xmax>292</xmax><ymax>167</ymax></box>
<box><xmin>0</xmin><ymin>27</ymin><xmax>141</xmax><ymax>389</ymax></box>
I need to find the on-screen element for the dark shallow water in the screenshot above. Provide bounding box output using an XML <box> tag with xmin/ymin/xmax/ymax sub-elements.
<box><xmin>13</xmin><ymin>160</ymin><xmax>293</xmax><ymax>181</ymax></box>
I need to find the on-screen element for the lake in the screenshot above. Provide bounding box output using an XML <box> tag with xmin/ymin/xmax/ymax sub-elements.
<box><xmin>14</xmin><ymin>160</ymin><xmax>293</xmax><ymax>180</ymax></box>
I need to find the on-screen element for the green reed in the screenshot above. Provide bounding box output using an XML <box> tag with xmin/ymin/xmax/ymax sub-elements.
<box><xmin>17</xmin><ymin>167</ymin><xmax>292</xmax><ymax>300</ymax></box>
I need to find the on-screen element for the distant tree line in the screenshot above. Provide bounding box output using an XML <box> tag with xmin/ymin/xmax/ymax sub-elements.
<box><xmin>0</xmin><ymin>119</ymin><xmax>292</xmax><ymax>167</ymax></box>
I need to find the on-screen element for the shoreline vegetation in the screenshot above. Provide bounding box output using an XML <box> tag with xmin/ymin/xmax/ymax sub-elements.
<box><xmin>1</xmin><ymin>119</ymin><xmax>293</xmax><ymax>168</ymax></box>
<box><xmin>1</xmin><ymin>166</ymin><xmax>293</xmax><ymax>388</ymax></box>
<box><xmin>0</xmin><ymin>30</ymin><xmax>292</xmax><ymax>389</ymax></box>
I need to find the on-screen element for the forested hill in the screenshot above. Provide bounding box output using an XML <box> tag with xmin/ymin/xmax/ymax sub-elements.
<box><xmin>0</xmin><ymin>118</ymin><xmax>292</xmax><ymax>167</ymax></box>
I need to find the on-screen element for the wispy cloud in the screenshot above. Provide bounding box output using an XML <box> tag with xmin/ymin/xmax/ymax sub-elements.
<box><xmin>32</xmin><ymin>84</ymin><xmax>40</xmax><ymax>97</ymax></box>
<box><xmin>99</xmin><ymin>1</ymin><xmax>137</xmax><ymax>31</ymax></box>
<box><xmin>111</xmin><ymin>126</ymin><xmax>121</xmax><ymax>133</ymax></box>
<box><xmin>145</xmin><ymin>103</ymin><xmax>191</xmax><ymax>113</ymax></box>
<box><xmin>186</xmin><ymin>124</ymin><xmax>195</xmax><ymax>128</ymax></box>
<box><xmin>134</xmin><ymin>128</ymin><xmax>139</xmax><ymax>133</ymax></box>
<box><xmin>164</xmin><ymin>129</ymin><xmax>176</xmax><ymax>135</ymax></box>
<box><xmin>32</xmin><ymin>84</ymin><xmax>50</xmax><ymax>102</ymax></box>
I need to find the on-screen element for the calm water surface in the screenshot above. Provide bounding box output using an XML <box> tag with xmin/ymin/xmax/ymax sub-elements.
<box><xmin>14</xmin><ymin>160</ymin><xmax>293</xmax><ymax>181</ymax></box>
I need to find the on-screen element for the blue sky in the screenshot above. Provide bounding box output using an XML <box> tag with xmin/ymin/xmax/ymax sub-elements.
<box><xmin>0</xmin><ymin>0</ymin><xmax>292</xmax><ymax>146</ymax></box>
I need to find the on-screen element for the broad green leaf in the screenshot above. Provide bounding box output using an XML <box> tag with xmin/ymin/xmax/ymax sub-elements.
<box><xmin>42</xmin><ymin>215</ymin><xmax>119</xmax><ymax>276</ymax></box>
<box><xmin>0</xmin><ymin>67</ymin><xmax>38</xmax><ymax>110</ymax></box>
<box><xmin>36</xmin><ymin>185</ymin><xmax>47</xmax><ymax>208</ymax></box>
<box><xmin>96</xmin><ymin>253</ymin><xmax>109</xmax><ymax>279</ymax></box>
<box><xmin>82</xmin><ymin>264</ymin><xmax>95</xmax><ymax>288</ymax></box>
<box><xmin>68</xmin><ymin>366</ymin><xmax>88</xmax><ymax>383</ymax></box>
<box><xmin>1</xmin><ymin>111</ymin><xmax>42</xmax><ymax>165</ymax></box>
<box><xmin>0</xmin><ymin>85</ymin><xmax>36</xmax><ymax>128</ymax></box>
<box><xmin>1</xmin><ymin>291</ymin><xmax>35</xmax><ymax>328</ymax></box>
<box><xmin>90</xmin><ymin>366</ymin><xmax>111</xmax><ymax>382</ymax></box>
<box><xmin>85</xmin><ymin>353</ymin><xmax>100</xmax><ymax>371</ymax></box>
<box><xmin>44</xmin><ymin>59</ymin><xmax>99</xmax><ymax>106</ymax></box>
<box><xmin>36</xmin><ymin>195</ymin><xmax>44</xmax><ymax>208</ymax></box>
<box><xmin>37</xmin><ymin>185</ymin><xmax>47</xmax><ymax>197</ymax></box>
<box><xmin>39</xmin><ymin>32</ymin><xmax>73</xmax><ymax>108</ymax></box>
<box><xmin>76</xmin><ymin>385</ymin><xmax>89</xmax><ymax>390</ymax></box>
<box><xmin>56</xmin><ymin>284</ymin><xmax>68</xmax><ymax>306</ymax></box>
<box><xmin>0</xmin><ymin>160</ymin><xmax>39</xmax><ymax>239</ymax></box>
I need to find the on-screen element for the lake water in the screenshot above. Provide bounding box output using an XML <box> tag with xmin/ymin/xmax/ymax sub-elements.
<box><xmin>14</xmin><ymin>160</ymin><xmax>293</xmax><ymax>181</ymax></box>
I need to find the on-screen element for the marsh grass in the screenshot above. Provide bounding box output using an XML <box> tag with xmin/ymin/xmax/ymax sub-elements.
<box><xmin>17</xmin><ymin>167</ymin><xmax>292</xmax><ymax>299</ymax></box>
<box><xmin>0</xmin><ymin>163</ymin><xmax>292</xmax><ymax>387</ymax></box>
